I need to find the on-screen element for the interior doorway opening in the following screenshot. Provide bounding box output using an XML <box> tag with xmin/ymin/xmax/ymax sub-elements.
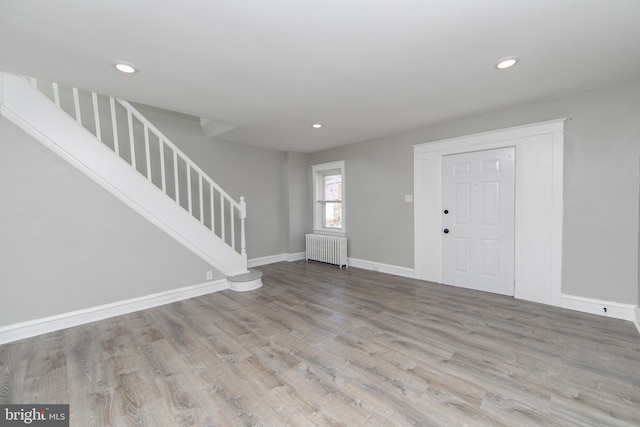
<box><xmin>413</xmin><ymin>119</ymin><xmax>565</xmax><ymax>306</ymax></box>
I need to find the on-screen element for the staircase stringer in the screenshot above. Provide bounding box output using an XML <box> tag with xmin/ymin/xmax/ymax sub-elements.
<box><xmin>0</xmin><ymin>72</ymin><xmax>248</xmax><ymax>277</ymax></box>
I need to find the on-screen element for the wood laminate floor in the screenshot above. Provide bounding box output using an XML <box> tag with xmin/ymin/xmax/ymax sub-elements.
<box><xmin>1</xmin><ymin>261</ymin><xmax>639</xmax><ymax>426</ymax></box>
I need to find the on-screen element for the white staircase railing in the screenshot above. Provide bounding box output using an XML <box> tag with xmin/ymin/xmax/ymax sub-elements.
<box><xmin>25</xmin><ymin>76</ymin><xmax>246</xmax><ymax>258</ymax></box>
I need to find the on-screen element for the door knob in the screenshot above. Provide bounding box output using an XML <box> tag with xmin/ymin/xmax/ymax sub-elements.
<box><xmin>443</xmin><ymin>228</ymin><xmax>450</xmax><ymax>234</ymax></box>
<box><xmin>443</xmin><ymin>209</ymin><xmax>449</xmax><ymax>214</ymax></box>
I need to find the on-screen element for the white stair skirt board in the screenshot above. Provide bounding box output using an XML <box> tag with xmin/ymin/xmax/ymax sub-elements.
<box><xmin>635</xmin><ymin>306</ymin><xmax>640</xmax><ymax>335</ymax></box>
<box><xmin>0</xmin><ymin>73</ymin><xmax>247</xmax><ymax>276</ymax></box>
<box><xmin>0</xmin><ymin>279</ymin><xmax>228</xmax><ymax>345</ymax></box>
<box><xmin>228</xmin><ymin>269</ymin><xmax>263</xmax><ymax>292</ymax></box>
<box><xmin>561</xmin><ymin>294</ymin><xmax>637</xmax><ymax>322</ymax></box>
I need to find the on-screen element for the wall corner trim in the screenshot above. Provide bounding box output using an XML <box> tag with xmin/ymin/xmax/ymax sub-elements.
<box><xmin>0</xmin><ymin>279</ymin><xmax>228</xmax><ymax>345</ymax></box>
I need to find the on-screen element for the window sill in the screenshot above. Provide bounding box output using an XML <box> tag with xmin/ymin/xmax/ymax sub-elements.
<box><xmin>312</xmin><ymin>229</ymin><xmax>347</xmax><ymax>237</ymax></box>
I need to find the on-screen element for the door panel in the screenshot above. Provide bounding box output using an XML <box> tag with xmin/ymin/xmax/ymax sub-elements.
<box><xmin>442</xmin><ymin>147</ymin><xmax>515</xmax><ymax>296</ymax></box>
<box><xmin>481</xmin><ymin>239</ymin><xmax>500</xmax><ymax>277</ymax></box>
<box><xmin>454</xmin><ymin>237</ymin><xmax>471</xmax><ymax>273</ymax></box>
<box><xmin>454</xmin><ymin>183</ymin><xmax>471</xmax><ymax>224</ymax></box>
<box><xmin>482</xmin><ymin>181</ymin><xmax>500</xmax><ymax>224</ymax></box>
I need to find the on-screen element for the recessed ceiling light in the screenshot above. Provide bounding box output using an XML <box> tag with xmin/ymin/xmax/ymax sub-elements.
<box><xmin>311</xmin><ymin>123</ymin><xmax>322</xmax><ymax>129</ymax></box>
<box><xmin>114</xmin><ymin>62</ymin><xmax>137</xmax><ymax>74</ymax></box>
<box><xmin>495</xmin><ymin>56</ymin><xmax>519</xmax><ymax>70</ymax></box>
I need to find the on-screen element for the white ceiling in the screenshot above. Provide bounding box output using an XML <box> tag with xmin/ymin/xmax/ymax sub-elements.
<box><xmin>1</xmin><ymin>0</ymin><xmax>640</xmax><ymax>153</ymax></box>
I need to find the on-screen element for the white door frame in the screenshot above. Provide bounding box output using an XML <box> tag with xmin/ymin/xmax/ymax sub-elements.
<box><xmin>414</xmin><ymin>119</ymin><xmax>565</xmax><ymax>306</ymax></box>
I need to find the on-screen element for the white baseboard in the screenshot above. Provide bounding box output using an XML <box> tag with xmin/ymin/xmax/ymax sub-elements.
<box><xmin>0</xmin><ymin>279</ymin><xmax>228</xmax><ymax>345</ymax></box>
<box><xmin>561</xmin><ymin>294</ymin><xmax>636</xmax><ymax>322</ymax></box>
<box><xmin>285</xmin><ymin>252</ymin><xmax>306</xmax><ymax>262</ymax></box>
<box><xmin>248</xmin><ymin>254</ymin><xmax>286</xmax><ymax>268</ymax></box>
<box><xmin>249</xmin><ymin>253</ymin><xmax>415</xmax><ymax>281</ymax></box>
<box><xmin>348</xmin><ymin>257</ymin><xmax>415</xmax><ymax>279</ymax></box>
<box><xmin>248</xmin><ymin>252</ymin><xmax>305</xmax><ymax>268</ymax></box>
<box><xmin>635</xmin><ymin>306</ymin><xmax>640</xmax><ymax>335</ymax></box>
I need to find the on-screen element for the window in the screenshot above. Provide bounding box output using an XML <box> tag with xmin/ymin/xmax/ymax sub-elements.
<box><xmin>312</xmin><ymin>160</ymin><xmax>345</xmax><ymax>234</ymax></box>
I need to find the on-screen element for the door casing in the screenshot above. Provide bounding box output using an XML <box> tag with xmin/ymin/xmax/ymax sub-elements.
<box><xmin>413</xmin><ymin>119</ymin><xmax>565</xmax><ymax>306</ymax></box>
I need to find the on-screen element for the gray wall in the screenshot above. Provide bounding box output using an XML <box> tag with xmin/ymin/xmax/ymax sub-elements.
<box><xmin>310</xmin><ymin>78</ymin><xmax>640</xmax><ymax>305</ymax></box>
<box><xmin>0</xmin><ymin>118</ymin><xmax>223</xmax><ymax>326</ymax></box>
<box><xmin>132</xmin><ymin>105</ymin><xmax>288</xmax><ymax>260</ymax></box>
<box><xmin>3</xmin><ymin>76</ymin><xmax>638</xmax><ymax>329</ymax></box>
<box><xmin>284</xmin><ymin>152</ymin><xmax>311</xmax><ymax>254</ymax></box>
<box><xmin>309</xmin><ymin>140</ymin><xmax>414</xmax><ymax>268</ymax></box>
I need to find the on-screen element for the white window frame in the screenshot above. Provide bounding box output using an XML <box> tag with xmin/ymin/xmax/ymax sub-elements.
<box><xmin>312</xmin><ymin>160</ymin><xmax>346</xmax><ymax>236</ymax></box>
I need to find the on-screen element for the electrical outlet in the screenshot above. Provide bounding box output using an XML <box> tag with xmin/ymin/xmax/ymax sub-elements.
<box><xmin>206</xmin><ymin>271</ymin><xmax>213</xmax><ymax>280</ymax></box>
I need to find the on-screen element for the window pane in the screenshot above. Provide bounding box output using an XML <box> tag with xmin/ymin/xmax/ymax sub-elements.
<box><xmin>324</xmin><ymin>174</ymin><xmax>342</xmax><ymax>200</ymax></box>
<box><xmin>312</xmin><ymin>161</ymin><xmax>345</xmax><ymax>232</ymax></box>
<box><xmin>324</xmin><ymin>202</ymin><xmax>342</xmax><ymax>228</ymax></box>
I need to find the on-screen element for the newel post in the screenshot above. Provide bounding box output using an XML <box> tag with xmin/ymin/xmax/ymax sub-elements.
<box><xmin>239</xmin><ymin>196</ymin><xmax>247</xmax><ymax>256</ymax></box>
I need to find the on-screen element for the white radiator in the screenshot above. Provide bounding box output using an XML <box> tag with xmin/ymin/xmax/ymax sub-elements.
<box><xmin>305</xmin><ymin>234</ymin><xmax>348</xmax><ymax>268</ymax></box>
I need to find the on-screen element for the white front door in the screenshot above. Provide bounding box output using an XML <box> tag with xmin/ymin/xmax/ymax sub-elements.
<box><xmin>442</xmin><ymin>147</ymin><xmax>515</xmax><ymax>296</ymax></box>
